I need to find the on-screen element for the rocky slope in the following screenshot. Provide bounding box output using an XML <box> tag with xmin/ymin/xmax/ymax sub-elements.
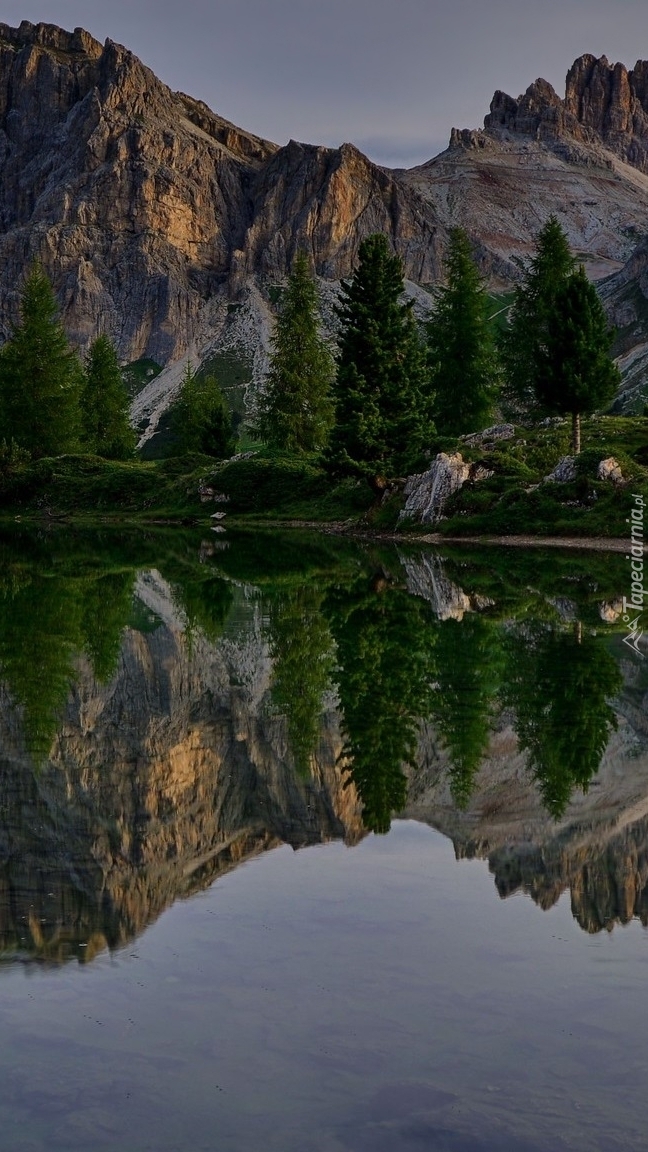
<box><xmin>1</xmin><ymin>21</ymin><xmax>648</xmax><ymax>423</ymax></box>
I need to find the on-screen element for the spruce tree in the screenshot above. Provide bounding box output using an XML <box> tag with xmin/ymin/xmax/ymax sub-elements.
<box><xmin>0</xmin><ymin>265</ymin><xmax>82</xmax><ymax>458</ymax></box>
<box><xmin>170</xmin><ymin>363</ymin><xmax>236</xmax><ymax>458</ymax></box>
<box><xmin>502</xmin><ymin>216</ymin><xmax>575</xmax><ymax>416</ymax></box>
<box><xmin>503</xmin><ymin>624</ymin><xmax>621</xmax><ymax>818</ymax></box>
<box><xmin>256</xmin><ymin>252</ymin><xmax>334</xmax><ymax>452</ymax></box>
<box><xmin>82</xmin><ymin>335</ymin><xmax>136</xmax><ymax>459</ymax></box>
<box><xmin>427</xmin><ymin>228</ymin><xmax>500</xmax><ymax>436</ymax></box>
<box><xmin>326</xmin><ymin>234</ymin><xmax>434</xmax><ymax>483</ymax></box>
<box><xmin>537</xmin><ymin>267</ymin><xmax>621</xmax><ymax>452</ymax></box>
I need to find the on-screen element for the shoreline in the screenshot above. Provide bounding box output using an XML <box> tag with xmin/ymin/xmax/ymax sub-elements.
<box><xmin>231</xmin><ymin>519</ymin><xmax>641</xmax><ymax>553</ymax></box>
<box><xmin>0</xmin><ymin>512</ymin><xmax>642</xmax><ymax>552</ymax></box>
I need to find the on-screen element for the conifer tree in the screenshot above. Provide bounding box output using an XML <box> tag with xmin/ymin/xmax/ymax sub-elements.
<box><xmin>170</xmin><ymin>363</ymin><xmax>236</xmax><ymax>458</ymax></box>
<box><xmin>503</xmin><ymin>624</ymin><xmax>621</xmax><ymax>818</ymax></box>
<box><xmin>256</xmin><ymin>252</ymin><xmax>334</xmax><ymax>452</ymax></box>
<box><xmin>326</xmin><ymin>234</ymin><xmax>434</xmax><ymax>483</ymax></box>
<box><xmin>537</xmin><ymin>267</ymin><xmax>620</xmax><ymax>453</ymax></box>
<box><xmin>82</xmin><ymin>335</ymin><xmax>136</xmax><ymax>459</ymax></box>
<box><xmin>427</xmin><ymin>228</ymin><xmax>500</xmax><ymax>436</ymax></box>
<box><xmin>502</xmin><ymin>216</ymin><xmax>575</xmax><ymax>415</ymax></box>
<box><xmin>0</xmin><ymin>265</ymin><xmax>82</xmax><ymax>458</ymax></box>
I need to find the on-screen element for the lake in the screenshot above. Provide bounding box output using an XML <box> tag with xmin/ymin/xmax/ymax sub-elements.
<box><xmin>0</xmin><ymin>525</ymin><xmax>646</xmax><ymax>1151</ymax></box>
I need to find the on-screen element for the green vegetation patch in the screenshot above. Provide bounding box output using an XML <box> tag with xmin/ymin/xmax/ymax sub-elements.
<box><xmin>121</xmin><ymin>358</ymin><xmax>162</xmax><ymax>398</ymax></box>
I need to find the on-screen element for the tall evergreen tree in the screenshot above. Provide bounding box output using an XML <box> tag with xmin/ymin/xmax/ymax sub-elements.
<box><xmin>326</xmin><ymin>234</ymin><xmax>434</xmax><ymax>484</ymax></box>
<box><xmin>537</xmin><ymin>267</ymin><xmax>621</xmax><ymax>453</ymax></box>
<box><xmin>170</xmin><ymin>363</ymin><xmax>236</xmax><ymax>458</ymax></box>
<box><xmin>256</xmin><ymin>252</ymin><xmax>334</xmax><ymax>452</ymax></box>
<box><xmin>501</xmin><ymin>216</ymin><xmax>575</xmax><ymax>416</ymax></box>
<box><xmin>430</xmin><ymin>615</ymin><xmax>503</xmax><ymax>808</ymax></box>
<box><xmin>325</xmin><ymin>573</ymin><xmax>438</xmax><ymax>834</ymax></box>
<box><xmin>0</xmin><ymin>265</ymin><xmax>82</xmax><ymax>458</ymax></box>
<box><xmin>267</xmin><ymin>585</ymin><xmax>335</xmax><ymax>777</ymax></box>
<box><xmin>503</xmin><ymin>623</ymin><xmax>622</xmax><ymax>818</ymax></box>
<box><xmin>82</xmin><ymin>335</ymin><xmax>136</xmax><ymax>459</ymax></box>
<box><xmin>427</xmin><ymin>228</ymin><xmax>500</xmax><ymax>436</ymax></box>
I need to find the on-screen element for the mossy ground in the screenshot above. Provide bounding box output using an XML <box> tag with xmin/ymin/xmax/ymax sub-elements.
<box><xmin>1</xmin><ymin>416</ymin><xmax>647</xmax><ymax>538</ymax></box>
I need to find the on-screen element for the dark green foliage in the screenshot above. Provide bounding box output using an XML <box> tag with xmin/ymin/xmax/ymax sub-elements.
<box><xmin>325</xmin><ymin>574</ymin><xmax>437</xmax><ymax>833</ymax></box>
<box><xmin>82</xmin><ymin>335</ymin><xmax>136</xmax><ymax>459</ymax></box>
<box><xmin>171</xmin><ymin>575</ymin><xmax>233</xmax><ymax>643</ymax></box>
<box><xmin>0</xmin><ymin>562</ymin><xmax>135</xmax><ymax>757</ymax></box>
<box><xmin>256</xmin><ymin>252</ymin><xmax>334</xmax><ymax>452</ymax></box>
<box><xmin>170</xmin><ymin>364</ymin><xmax>236</xmax><ymax>459</ymax></box>
<box><xmin>427</xmin><ymin>228</ymin><xmax>500</xmax><ymax>436</ymax></box>
<box><xmin>502</xmin><ymin>216</ymin><xmax>575</xmax><ymax>416</ymax></box>
<box><xmin>503</xmin><ymin>624</ymin><xmax>622</xmax><ymax>817</ymax></box>
<box><xmin>121</xmin><ymin>358</ymin><xmax>162</xmax><ymax>398</ymax></box>
<box><xmin>430</xmin><ymin>615</ymin><xmax>503</xmax><ymax>808</ymax></box>
<box><xmin>80</xmin><ymin>571</ymin><xmax>136</xmax><ymax>682</ymax></box>
<box><xmin>267</xmin><ymin>586</ymin><xmax>335</xmax><ymax>775</ymax></box>
<box><xmin>0</xmin><ymin>266</ymin><xmax>83</xmax><ymax>458</ymax></box>
<box><xmin>538</xmin><ymin>267</ymin><xmax>621</xmax><ymax>451</ymax></box>
<box><xmin>326</xmin><ymin>234</ymin><xmax>434</xmax><ymax>480</ymax></box>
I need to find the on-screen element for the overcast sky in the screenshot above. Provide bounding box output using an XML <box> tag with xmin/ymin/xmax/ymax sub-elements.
<box><xmin>1</xmin><ymin>0</ymin><xmax>648</xmax><ymax>166</ymax></box>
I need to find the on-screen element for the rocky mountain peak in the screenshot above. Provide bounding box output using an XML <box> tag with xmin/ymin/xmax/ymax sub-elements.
<box><xmin>480</xmin><ymin>52</ymin><xmax>648</xmax><ymax>173</ymax></box>
<box><xmin>0</xmin><ymin>19</ymin><xmax>103</xmax><ymax>59</ymax></box>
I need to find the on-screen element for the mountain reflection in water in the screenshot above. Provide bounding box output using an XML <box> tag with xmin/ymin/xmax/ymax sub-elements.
<box><xmin>0</xmin><ymin>527</ymin><xmax>646</xmax><ymax>963</ymax></box>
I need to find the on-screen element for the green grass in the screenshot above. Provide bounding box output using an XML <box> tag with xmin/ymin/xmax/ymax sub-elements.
<box><xmin>0</xmin><ymin>454</ymin><xmax>211</xmax><ymax>521</ymax></box>
<box><xmin>1</xmin><ymin>415</ymin><xmax>646</xmax><ymax>538</ymax></box>
<box><xmin>121</xmin><ymin>358</ymin><xmax>162</xmax><ymax>398</ymax></box>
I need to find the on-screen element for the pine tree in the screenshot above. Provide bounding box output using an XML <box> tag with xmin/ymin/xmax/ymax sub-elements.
<box><xmin>427</xmin><ymin>228</ymin><xmax>500</xmax><ymax>436</ymax></box>
<box><xmin>537</xmin><ymin>267</ymin><xmax>621</xmax><ymax>452</ymax></box>
<box><xmin>256</xmin><ymin>252</ymin><xmax>334</xmax><ymax>452</ymax></box>
<box><xmin>502</xmin><ymin>216</ymin><xmax>575</xmax><ymax>416</ymax></box>
<box><xmin>430</xmin><ymin>615</ymin><xmax>503</xmax><ymax>808</ymax></box>
<box><xmin>503</xmin><ymin>624</ymin><xmax>621</xmax><ymax>818</ymax></box>
<box><xmin>326</xmin><ymin>234</ymin><xmax>434</xmax><ymax>483</ymax></box>
<box><xmin>170</xmin><ymin>363</ymin><xmax>236</xmax><ymax>458</ymax></box>
<box><xmin>0</xmin><ymin>265</ymin><xmax>82</xmax><ymax>458</ymax></box>
<box><xmin>82</xmin><ymin>335</ymin><xmax>136</xmax><ymax>459</ymax></box>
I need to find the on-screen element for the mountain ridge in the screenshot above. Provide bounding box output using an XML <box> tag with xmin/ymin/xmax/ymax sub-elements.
<box><xmin>0</xmin><ymin>20</ymin><xmax>648</xmax><ymax>423</ymax></box>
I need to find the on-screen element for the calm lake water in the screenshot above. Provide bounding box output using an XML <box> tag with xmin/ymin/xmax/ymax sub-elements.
<box><xmin>0</xmin><ymin>526</ymin><xmax>647</xmax><ymax>1151</ymax></box>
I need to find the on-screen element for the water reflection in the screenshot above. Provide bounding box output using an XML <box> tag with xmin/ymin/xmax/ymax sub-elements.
<box><xmin>0</xmin><ymin>527</ymin><xmax>645</xmax><ymax>959</ymax></box>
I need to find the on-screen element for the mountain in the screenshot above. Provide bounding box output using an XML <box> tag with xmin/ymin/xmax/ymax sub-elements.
<box><xmin>1</xmin><ymin>20</ymin><xmax>648</xmax><ymax>427</ymax></box>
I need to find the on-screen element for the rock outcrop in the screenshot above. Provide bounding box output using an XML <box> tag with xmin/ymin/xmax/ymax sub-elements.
<box><xmin>400</xmin><ymin>452</ymin><xmax>493</xmax><ymax>525</ymax></box>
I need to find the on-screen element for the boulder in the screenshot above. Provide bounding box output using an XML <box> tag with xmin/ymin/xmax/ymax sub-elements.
<box><xmin>400</xmin><ymin>452</ymin><xmax>493</xmax><ymax>525</ymax></box>
<box><xmin>462</xmin><ymin>423</ymin><xmax>515</xmax><ymax>447</ymax></box>
<box><xmin>544</xmin><ymin>456</ymin><xmax>578</xmax><ymax>483</ymax></box>
<box><xmin>597</xmin><ymin>456</ymin><xmax>625</xmax><ymax>484</ymax></box>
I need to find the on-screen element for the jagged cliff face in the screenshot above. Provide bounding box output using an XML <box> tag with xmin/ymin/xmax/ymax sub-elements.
<box><xmin>483</xmin><ymin>55</ymin><xmax>648</xmax><ymax>173</ymax></box>
<box><xmin>0</xmin><ymin>20</ymin><xmax>447</xmax><ymax>366</ymax></box>
<box><xmin>0</xmin><ymin>21</ymin><xmax>281</xmax><ymax>364</ymax></box>
<box><xmin>3</xmin><ymin>20</ymin><xmax>648</xmax><ymax>379</ymax></box>
<box><xmin>0</xmin><ymin>574</ymin><xmax>364</xmax><ymax>964</ymax></box>
<box><xmin>404</xmin><ymin>56</ymin><xmax>648</xmax><ymax>287</ymax></box>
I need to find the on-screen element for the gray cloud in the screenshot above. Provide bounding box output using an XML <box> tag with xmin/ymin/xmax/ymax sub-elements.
<box><xmin>1</xmin><ymin>0</ymin><xmax>648</xmax><ymax>166</ymax></box>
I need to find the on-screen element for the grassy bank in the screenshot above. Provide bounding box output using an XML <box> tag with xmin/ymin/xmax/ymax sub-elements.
<box><xmin>1</xmin><ymin>416</ymin><xmax>647</xmax><ymax>538</ymax></box>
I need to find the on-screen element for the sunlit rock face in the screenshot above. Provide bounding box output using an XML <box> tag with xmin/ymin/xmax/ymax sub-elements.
<box><xmin>3</xmin><ymin>22</ymin><xmax>648</xmax><ymax>381</ymax></box>
<box><xmin>0</xmin><ymin>574</ymin><xmax>363</xmax><ymax>964</ymax></box>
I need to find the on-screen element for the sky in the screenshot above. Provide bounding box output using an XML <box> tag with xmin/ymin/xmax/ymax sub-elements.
<box><xmin>1</xmin><ymin>0</ymin><xmax>648</xmax><ymax>167</ymax></box>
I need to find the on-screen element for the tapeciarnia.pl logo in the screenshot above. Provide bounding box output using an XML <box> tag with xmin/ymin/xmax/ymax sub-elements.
<box><xmin>623</xmin><ymin>493</ymin><xmax>646</xmax><ymax>656</ymax></box>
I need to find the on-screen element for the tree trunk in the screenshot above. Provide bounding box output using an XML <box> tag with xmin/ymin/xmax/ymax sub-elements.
<box><xmin>572</xmin><ymin>411</ymin><xmax>581</xmax><ymax>454</ymax></box>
